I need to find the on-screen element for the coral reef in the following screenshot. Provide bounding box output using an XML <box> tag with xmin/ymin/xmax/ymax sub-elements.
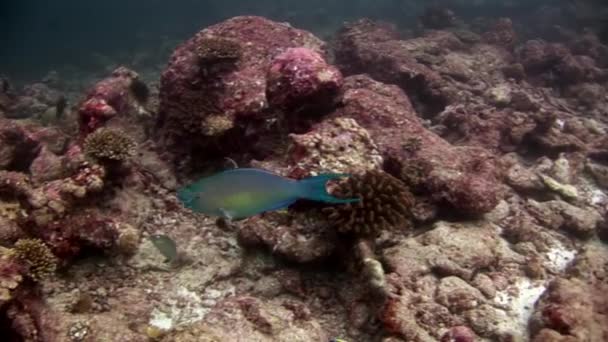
<box><xmin>529</xmin><ymin>243</ymin><xmax>608</xmax><ymax>341</ymax></box>
<box><xmin>77</xmin><ymin>66</ymin><xmax>151</xmax><ymax>137</ymax></box>
<box><xmin>2</xmin><ymin>81</ymin><xmax>64</xmax><ymax>120</ymax></box>
<box><xmin>288</xmin><ymin>117</ymin><xmax>383</xmax><ymax>175</ymax></box>
<box><xmin>83</xmin><ymin>128</ymin><xmax>136</xmax><ymax>161</ymax></box>
<box><xmin>324</xmin><ymin>170</ymin><xmax>413</xmax><ymax>236</ymax></box>
<box><xmin>157</xmin><ymin>16</ymin><xmax>329</xmax><ymax>165</ymax></box>
<box><xmin>333</xmin><ymin>75</ymin><xmax>501</xmax><ymax>216</ymax></box>
<box><xmin>334</xmin><ymin>19</ymin><xmax>452</xmax><ymax>116</ymax></box>
<box><xmin>1</xmin><ymin>8</ymin><xmax>608</xmax><ymax>342</ymax></box>
<box><xmin>12</xmin><ymin>238</ymin><xmax>57</xmax><ymax>281</ymax></box>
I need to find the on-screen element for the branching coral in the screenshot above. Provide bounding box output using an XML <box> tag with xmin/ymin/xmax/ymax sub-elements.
<box><xmin>83</xmin><ymin>128</ymin><xmax>136</xmax><ymax>161</ymax></box>
<box><xmin>324</xmin><ymin>170</ymin><xmax>413</xmax><ymax>236</ymax></box>
<box><xmin>196</xmin><ymin>36</ymin><xmax>242</xmax><ymax>64</ymax></box>
<box><xmin>12</xmin><ymin>238</ymin><xmax>57</xmax><ymax>281</ymax></box>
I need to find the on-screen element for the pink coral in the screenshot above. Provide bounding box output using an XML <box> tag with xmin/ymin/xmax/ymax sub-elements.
<box><xmin>266</xmin><ymin>47</ymin><xmax>342</xmax><ymax>112</ymax></box>
<box><xmin>78</xmin><ymin>67</ymin><xmax>147</xmax><ymax>135</ymax></box>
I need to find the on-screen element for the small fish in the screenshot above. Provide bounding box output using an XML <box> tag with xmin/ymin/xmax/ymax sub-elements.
<box><xmin>177</xmin><ymin>168</ymin><xmax>359</xmax><ymax>220</ymax></box>
<box><xmin>148</xmin><ymin>234</ymin><xmax>177</xmax><ymax>263</ymax></box>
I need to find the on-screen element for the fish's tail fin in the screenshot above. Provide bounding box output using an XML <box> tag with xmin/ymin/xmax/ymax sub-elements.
<box><xmin>297</xmin><ymin>174</ymin><xmax>360</xmax><ymax>204</ymax></box>
<box><xmin>176</xmin><ymin>186</ymin><xmax>197</xmax><ymax>208</ymax></box>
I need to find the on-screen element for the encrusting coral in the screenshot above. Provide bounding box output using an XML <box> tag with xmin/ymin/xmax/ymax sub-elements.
<box><xmin>0</xmin><ymin>248</ymin><xmax>23</xmax><ymax>303</ymax></box>
<box><xmin>12</xmin><ymin>238</ymin><xmax>57</xmax><ymax>282</ymax></box>
<box><xmin>324</xmin><ymin>170</ymin><xmax>413</xmax><ymax>236</ymax></box>
<box><xmin>83</xmin><ymin>128</ymin><xmax>136</xmax><ymax>161</ymax></box>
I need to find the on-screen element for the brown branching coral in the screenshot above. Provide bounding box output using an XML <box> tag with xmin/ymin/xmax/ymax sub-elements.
<box><xmin>83</xmin><ymin>128</ymin><xmax>136</xmax><ymax>161</ymax></box>
<box><xmin>324</xmin><ymin>170</ymin><xmax>413</xmax><ymax>236</ymax></box>
<box><xmin>13</xmin><ymin>239</ymin><xmax>57</xmax><ymax>281</ymax></box>
<box><xmin>196</xmin><ymin>36</ymin><xmax>242</xmax><ymax>64</ymax></box>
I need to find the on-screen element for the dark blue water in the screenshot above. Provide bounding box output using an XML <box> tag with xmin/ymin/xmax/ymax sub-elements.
<box><xmin>0</xmin><ymin>0</ymin><xmax>604</xmax><ymax>81</ymax></box>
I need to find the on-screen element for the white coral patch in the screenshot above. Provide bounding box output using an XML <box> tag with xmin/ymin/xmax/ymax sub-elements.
<box><xmin>148</xmin><ymin>286</ymin><xmax>234</xmax><ymax>331</ymax></box>
<box><xmin>494</xmin><ymin>278</ymin><xmax>546</xmax><ymax>336</ymax></box>
<box><xmin>544</xmin><ymin>242</ymin><xmax>577</xmax><ymax>273</ymax></box>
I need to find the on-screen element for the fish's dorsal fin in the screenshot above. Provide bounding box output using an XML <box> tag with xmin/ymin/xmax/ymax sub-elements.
<box><xmin>223</xmin><ymin>157</ymin><xmax>239</xmax><ymax>170</ymax></box>
<box><xmin>220</xmin><ymin>167</ymin><xmax>284</xmax><ymax>178</ymax></box>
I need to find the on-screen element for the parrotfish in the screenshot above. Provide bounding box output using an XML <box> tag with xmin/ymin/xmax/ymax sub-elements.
<box><xmin>177</xmin><ymin>168</ymin><xmax>359</xmax><ymax>220</ymax></box>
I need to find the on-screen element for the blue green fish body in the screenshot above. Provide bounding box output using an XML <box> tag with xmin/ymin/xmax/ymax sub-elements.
<box><xmin>177</xmin><ymin>168</ymin><xmax>358</xmax><ymax>220</ymax></box>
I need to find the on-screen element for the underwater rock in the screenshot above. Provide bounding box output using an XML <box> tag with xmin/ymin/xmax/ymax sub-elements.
<box><xmin>288</xmin><ymin>117</ymin><xmax>383</xmax><ymax>175</ymax></box>
<box><xmin>568</xmin><ymin>32</ymin><xmax>608</xmax><ymax>67</ymax></box>
<box><xmin>4</xmin><ymin>82</ymin><xmax>63</xmax><ymax>120</ymax></box>
<box><xmin>555</xmin><ymin>54</ymin><xmax>605</xmax><ymax>84</ymax></box>
<box><xmin>238</xmin><ymin>211</ymin><xmax>337</xmax><ymax>263</ymax></box>
<box><xmin>78</xmin><ymin>66</ymin><xmax>150</xmax><ymax>136</ymax></box>
<box><xmin>435</xmin><ymin>103</ymin><xmax>528</xmax><ymax>153</ymax></box>
<box><xmin>0</xmin><ymin>250</ymin><xmax>23</xmax><ymax>305</ymax></box>
<box><xmin>0</xmin><ymin>119</ymin><xmax>41</xmax><ymax>171</ymax></box>
<box><xmin>334</xmin><ymin>19</ymin><xmax>451</xmax><ymax>116</ymax></box>
<box><xmin>383</xmin><ymin>221</ymin><xmax>501</xmax><ymax>283</ymax></box>
<box><xmin>334</xmin><ymin>75</ymin><xmax>501</xmax><ymax>216</ymax></box>
<box><xmin>266</xmin><ymin>47</ymin><xmax>342</xmax><ymax>113</ymax></box>
<box><xmin>518</xmin><ymin>40</ymin><xmax>569</xmax><ymax>73</ymax></box>
<box><xmin>482</xmin><ymin>18</ymin><xmax>517</xmax><ymax>49</ymax></box>
<box><xmin>380</xmin><ymin>281</ymin><xmax>463</xmax><ymax>341</ymax></box>
<box><xmin>506</xmin><ymin>163</ymin><xmax>545</xmax><ymax>194</ymax></box>
<box><xmin>525</xmin><ymin>199</ymin><xmax>601</xmax><ymax>238</ymax></box>
<box><xmin>34</xmin><ymin>209</ymin><xmax>119</xmax><ymax>260</ymax></box>
<box><xmin>586</xmin><ymin>160</ymin><xmax>608</xmax><ymax>188</ymax></box>
<box><xmin>157</xmin><ymin>16</ymin><xmax>327</xmax><ymax>161</ymax></box>
<box><xmin>162</xmin><ymin>296</ymin><xmax>327</xmax><ymax>341</ymax></box>
<box><xmin>436</xmin><ymin>276</ymin><xmax>485</xmax><ymax>313</ymax></box>
<box><xmin>3</xmin><ymin>289</ymin><xmax>60</xmax><ymax>341</ymax></box>
<box><xmin>518</xmin><ymin>38</ymin><xmax>607</xmax><ymax>86</ymax></box>
<box><xmin>530</xmin><ymin>243</ymin><xmax>608</xmax><ymax>342</ymax></box>
<box><xmin>29</xmin><ymin>146</ymin><xmax>65</xmax><ymax>184</ymax></box>
<box><xmin>440</xmin><ymin>326</ymin><xmax>476</xmax><ymax>342</ymax></box>
<box><xmin>564</xmin><ymin>82</ymin><xmax>605</xmax><ymax>108</ymax></box>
